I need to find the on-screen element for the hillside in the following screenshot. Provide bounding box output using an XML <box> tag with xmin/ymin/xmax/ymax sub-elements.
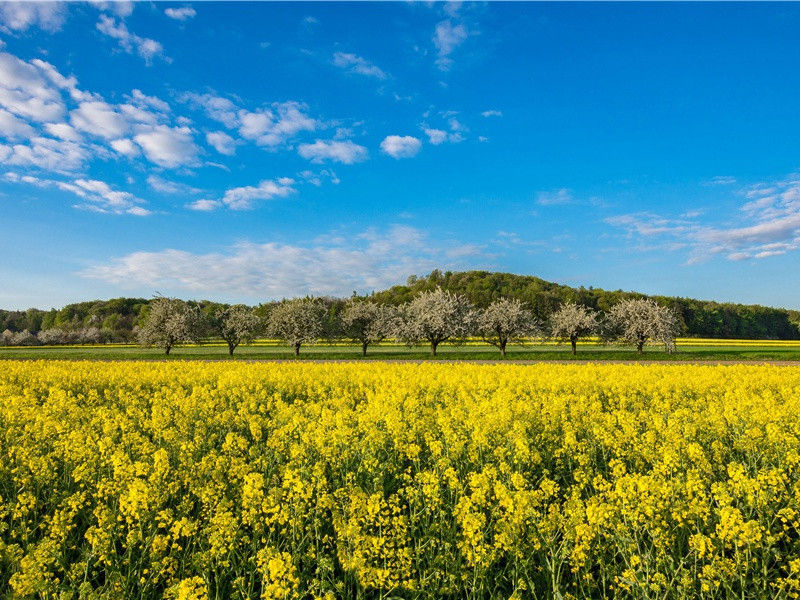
<box><xmin>2</xmin><ymin>271</ymin><xmax>799</xmax><ymax>340</ymax></box>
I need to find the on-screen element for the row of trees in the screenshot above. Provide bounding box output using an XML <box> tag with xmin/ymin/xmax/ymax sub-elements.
<box><xmin>130</xmin><ymin>290</ymin><xmax>679</xmax><ymax>357</ymax></box>
<box><xmin>3</xmin><ymin>271</ymin><xmax>799</xmax><ymax>341</ymax></box>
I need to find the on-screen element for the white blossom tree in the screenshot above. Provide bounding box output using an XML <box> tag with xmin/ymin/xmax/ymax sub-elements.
<box><xmin>476</xmin><ymin>297</ymin><xmax>538</xmax><ymax>358</ymax></box>
<box><xmin>209</xmin><ymin>304</ymin><xmax>263</xmax><ymax>355</ymax></box>
<box><xmin>341</xmin><ymin>300</ymin><xmax>397</xmax><ymax>356</ymax></box>
<box><xmin>395</xmin><ymin>287</ymin><xmax>475</xmax><ymax>356</ymax></box>
<box><xmin>138</xmin><ymin>297</ymin><xmax>202</xmax><ymax>355</ymax></box>
<box><xmin>37</xmin><ymin>328</ymin><xmax>66</xmax><ymax>345</ymax></box>
<box><xmin>267</xmin><ymin>298</ymin><xmax>326</xmax><ymax>356</ymax></box>
<box><xmin>604</xmin><ymin>298</ymin><xmax>678</xmax><ymax>353</ymax></box>
<box><xmin>549</xmin><ymin>303</ymin><xmax>598</xmax><ymax>355</ymax></box>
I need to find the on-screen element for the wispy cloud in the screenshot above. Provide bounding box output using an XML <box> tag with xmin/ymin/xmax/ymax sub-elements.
<box><xmin>606</xmin><ymin>174</ymin><xmax>800</xmax><ymax>263</ymax></box>
<box><xmin>536</xmin><ymin>188</ymin><xmax>573</xmax><ymax>206</ymax></box>
<box><xmin>332</xmin><ymin>52</ymin><xmax>387</xmax><ymax>79</ymax></box>
<box><xmin>3</xmin><ymin>171</ymin><xmax>149</xmax><ymax>215</ymax></box>
<box><xmin>433</xmin><ymin>20</ymin><xmax>467</xmax><ymax>70</ymax></box>
<box><xmin>0</xmin><ymin>1</ymin><xmax>67</xmax><ymax>32</ymax></box>
<box><xmin>81</xmin><ymin>225</ymin><xmax>487</xmax><ymax>298</ymax></box>
<box><xmin>96</xmin><ymin>15</ymin><xmax>168</xmax><ymax>65</ymax></box>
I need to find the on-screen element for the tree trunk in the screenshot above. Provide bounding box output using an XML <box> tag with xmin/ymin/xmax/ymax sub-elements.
<box><xmin>165</xmin><ymin>344</ymin><xmax>171</xmax><ymax>355</ymax></box>
<box><xmin>430</xmin><ymin>340</ymin><xmax>438</xmax><ymax>356</ymax></box>
<box><xmin>500</xmin><ymin>340</ymin><xmax>507</xmax><ymax>358</ymax></box>
<box><xmin>228</xmin><ymin>341</ymin><xmax>236</xmax><ymax>356</ymax></box>
<box><xmin>571</xmin><ymin>338</ymin><xmax>577</xmax><ymax>355</ymax></box>
<box><xmin>361</xmin><ymin>341</ymin><xmax>368</xmax><ymax>357</ymax></box>
<box><xmin>637</xmin><ymin>339</ymin><xmax>644</xmax><ymax>353</ymax></box>
<box><xmin>294</xmin><ymin>342</ymin><xmax>301</xmax><ymax>357</ymax></box>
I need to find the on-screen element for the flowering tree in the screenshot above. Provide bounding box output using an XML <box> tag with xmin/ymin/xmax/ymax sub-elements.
<box><xmin>341</xmin><ymin>300</ymin><xmax>397</xmax><ymax>356</ymax></box>
<box><xmin>476</xmin><ymin>297</ymin><xmax>538</xmax><ymax>358</ymax></box>
<box><xmin>138</xmin><ymin>297</ymin><xmax>201</xmax><ymax>355</ymax></box>
<box><xmin>549</xmin><ymin>303</ymin><xmax>598</xmax><ymax>355</ymax></box>
<box><xmin>604</xmin><ymin>298</ymin><xmax>679</xmax><ymax>353</ymax></box>
<box><xmin>267</xmin><ymin>298</ymin><xmax>326</xmax><ymax>356</ymax></box>
<box><xmin>396</xmin><ymin>287</ymin><xmax>475</xmax><ymax>356</ymax></box>
<box><xmin>209</xmin><ymin>304</ymin><xmax>263</xmax><ymax>355</ymax></box>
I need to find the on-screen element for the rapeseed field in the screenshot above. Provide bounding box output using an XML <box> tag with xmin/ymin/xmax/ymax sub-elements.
<box><xmin>2</xmin><ymin>361</ymin><xmax>800</xmax><ymax>599</ymax></box>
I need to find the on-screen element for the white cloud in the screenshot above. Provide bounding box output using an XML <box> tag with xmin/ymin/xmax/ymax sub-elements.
<box><xmin>536</xmin><ymin>188</ymin><xmax>573</xmax><ymax>206</ymax></box>
<box><xmin>164</xmin><ymin>7</ymin><xmax>196</xmax><ymax>21</ymax></box>
<box><xmin>147</xmin><ymin>174</ymin><xmax>202</xmax><ymax>195</ymax></box>
<box><xmin>206</xmin><ymin>130</ymin><xmax>236</xmax><ymax>155</ymax></box>
<box><xmin>607</xmin><ymin>174</ymin><xmax>800</xmax><ymax>263</ymax></box>
<box><xmin>80</xmin><ymin>225</ymin><xmax>484</xmax><ymax>298</ymax></box>
<box><xmin>43</xmin><ymin>122</ymin><xmax>82</xmax><ymax>142</ymax></box>
<box><xmin>0</xmin><ymin>1</ymin><xmax>67</xmax><ymax>32</ymax></box>
<box><xmin>0</xmin><ymin>137</ymin><xmax>89</xmax><ymax>173</ymax></box>
<box><xmin>0</xmin><ymin>52</ymin><xmax>68</xmax><ymax>122</ymax></box>
<box><xmin>298</xmin><ymin>139</ymin><xmax>368</xmax><ymax>164</ymax></box>
<box><xmin>110</xmin><ymin>138</ymin><xmax>139</xmax><ymax>157</ymax></box>
<box><xmin>380</xmin><ymin>135</ymin><xmax>422</xmax><ymax>159</ymax></box>
<box><xmin>70</xmin><ymin>100</ymin><xmax>128</xmax><ymax>139</ymax></box>
<box><xmin>238</xmin><ymin>102</ymin><xmax>316</xmax><ymax>146</ymax></box>
<box><xmin>332</xmin><ymin>52</ymin><xmax>387</xmax><ymax>79</ymax></box>
<box><xmin>0</xmin><ymin>107</ymin><xmax>34</xmax><ymax>138</ymax></box>
<box><xmin>183</xmin><ymin>94</ymin><xmax>317</xmax><ymax>148</ymax></box>
<box><xmin>433</xmin><ymin>20</ymin><xmax>467</xmax><ymax>70</ymax></box>
<box><xmin>481</xmin><ymin>110</ymin><xmax>502</xmax><ymax>118</ymax></box>
<box><xmin>222</xmin><ymin>177</ymin><xmax>296</xmax><ymax>210</ymax></box>
<box><xmin>186</xmin><ymin>199</ymin><xmax>220</xmax><ymax>211</ymax></box>
<box><xmin>129</xmin><ymin>89</ymin><xmax>170</xmax><ymax>113</ymax></box>
<box><xmin>133</xmin><ymin>125</ymin><xmax>199</xmax><ymax>168</ymax></box>
<box><xmin>4</xmin><ymin>172</ymin><xmax>148</xmax><ymax>215</ymax></box>
<box><xmin>96</xmin><ymin>15</ymin><xmax>167</xmax><ymax>65</ymax></box>
<box><xmin>423</xmin><ymin>127</ymin><xmax>463</xmax><ymax>145</ymax></box>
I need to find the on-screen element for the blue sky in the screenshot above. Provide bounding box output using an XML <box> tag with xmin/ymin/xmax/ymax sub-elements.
<box><xmin>2</xmin><ymin>1</ymin><xmax>800</xmax><ymax>310</ymax></box>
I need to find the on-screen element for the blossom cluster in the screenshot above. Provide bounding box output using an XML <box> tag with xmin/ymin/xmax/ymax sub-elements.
<box><xmin>2</xmin><ymin>361</ymin><xmax>800</xmax><ymax>598</ymax></box>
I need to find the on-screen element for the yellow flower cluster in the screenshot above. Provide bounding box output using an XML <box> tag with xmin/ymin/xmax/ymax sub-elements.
<box><xmin>2</xmin><ymin>360</ymin><xmax>800</xmax><ymax>598</ymax></box>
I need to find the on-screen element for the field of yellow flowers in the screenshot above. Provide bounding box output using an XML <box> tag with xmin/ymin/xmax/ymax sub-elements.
<box><xmin>2</xmin><ymin>361</ymin><xmax>800</xmax><ymax>599</ymax></box>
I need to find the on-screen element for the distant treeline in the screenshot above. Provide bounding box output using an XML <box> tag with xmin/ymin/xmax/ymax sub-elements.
<box><xmin>2</xmin><ymin>270</ymin><xmax>799</xmax><ymax>341</ymax></box>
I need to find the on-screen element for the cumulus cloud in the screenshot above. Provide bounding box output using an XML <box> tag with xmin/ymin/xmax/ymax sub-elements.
<box><xmin>423</xmin><ymin>127</ymin><xmax>463</xmax><ymax>145</ymax></box>
<box><xmin>297</xmin><ymin>139</ymin><xmax>368</xmax><ymax>164</ymax></box>
<box><xmin>0</xmin><ymin>1</ymin><xmax>67</xmax><ymax>32</ymax></box>
<box><xmin>109</xmin><ymin>137</ymin><xmax>139</xmax><ymax>157</ymax></box>
<box><xmin>96</xmin><ymin>15</ymin><xmax>167</xmax><ymax>65</ymax></box>
<box><xmin>70</xmin><ymin>100</ymin><xmax>129</xmax><ymax>139</ymax></box>
<box><xmin>380</xmin><ymin>135</ymin><xmax>421</xmax><ymax>159</ymax></box>
<box><xmin>182</xmin><ymin>93</ymin><xmax>317</xmax><ymax>148</ymax></box>
<box><xmin>332</xmin><ymin>52</ymin><xmax>387</xmax><ymax>79</ymax></box>
<box><xmin>0</xmin><ymin>107</ymin><xmax>34</xmax><ymax>139</ymax></box>
<box><xmin>186</xmin><ymin>199</ymin><xmax>220</xmax><ymax>211</ymax></box>
<box><xmin>80</xmin><ymin>225</ymin><xmax>485</xmax><ymax>298</ymax></box>
<box><xmin>164</xmin><ymin>7</ymin><xmax>196</xmax><ymax>21</ymax></box>
<box><xmin>481</xmin><ymin>110</ymin><xmax>502</xmax><ymax>118</ymax></box>
<box><xmin>206</xmin><ymin>130</ymin><xmax>236</xmax><ymax>155</ymax></box>
<box><xmin>606</xmin><ymin>174</ymin><xmax>800</xmax><ymax>263</ymax></box>
<box><xmin>133</xmin><ymin>125</ymin><xmax>199</xmax><ymax>168</ymax></box>
<box><xmin>0</xmin><ymin>52</ymin><xmax>69</xmax><ymax>122</ymax></box>
<box><xmin>222</xmin><ymin>177</ymin><xmax>296</xmax><ymax>210</ymax></box>
<box><xmin>0</xmin><ymin>137</ymin><xmax>89</xmax><ymax>173</ymax></box>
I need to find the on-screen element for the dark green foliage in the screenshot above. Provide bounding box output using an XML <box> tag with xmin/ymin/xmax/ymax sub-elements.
<box><xmin>2</xmin><ymin>271</ymin><xmax>799</xmax><ymax>340</ymax></box>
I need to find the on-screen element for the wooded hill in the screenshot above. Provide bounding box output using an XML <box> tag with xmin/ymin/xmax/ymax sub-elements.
<box><xmin>3</xmin><ymin>270</ymin><xmax>799</xmax><ymax>340</ymax></box>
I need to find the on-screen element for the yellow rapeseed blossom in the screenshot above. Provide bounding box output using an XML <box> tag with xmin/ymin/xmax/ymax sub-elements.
<box><xmin>3</xmin><ymin>360</ymin><xmax>800</xmax><ymax>598</ymax></box>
